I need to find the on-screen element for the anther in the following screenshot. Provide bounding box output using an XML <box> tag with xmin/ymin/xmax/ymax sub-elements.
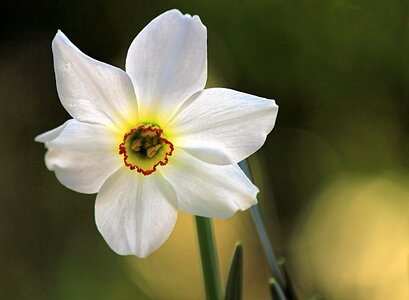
<box><xmin>146</xmin><ymin>144</ymin><xmax>162</xmax><ymax>158</ymax></box>
<box><xmin>141</xmin><ymin>130</ymin><xmax>157</xmax><ymax>138</ymax></box>
<box><xmin>131</xmin><ymin>139</ymin><xmax>142</xmax><ymax>152</ymax></box>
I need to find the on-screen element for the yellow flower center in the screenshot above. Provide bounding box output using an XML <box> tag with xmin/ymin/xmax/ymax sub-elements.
<box><xmin>119</xmin><ymin>124</ymin><xmax>173</xmax><ymax>175</ymax></box>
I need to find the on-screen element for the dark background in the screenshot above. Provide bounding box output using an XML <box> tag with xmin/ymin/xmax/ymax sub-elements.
<box><xmin>1</xmin><ymin>0</ymin><xmax>408</xmax><ymax>299</ymax></box>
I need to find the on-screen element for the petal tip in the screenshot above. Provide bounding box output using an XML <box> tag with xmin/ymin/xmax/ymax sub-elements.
<box><xmin>271</xmin><ymin>99</ymin><xmax>279</xmax><ymax>109</ymax></box>
<box><xmin>34</xmin><ymin>134</ymin><xmax>44</xmax><ymax>143</ymax></box>
<box><xmin>166</xmin><ymin>8</ymin><xmax>183</xmax><ymax>15</ymax></box>
<box><xmin>52</xmin><ymin>30</ymin><xmax>75</xmax><ymax>54</ymax></box>
<box><xmin>107</xmin><ymin>245</ymin><xmax>151</xmax><ymax>258</ymax></box>
<box><xmin>163</xmin><ymin>9</ymin><xmax>206</xmax><ymax>29</ymax></box>
<box><xmin>53</xmin><ymin>29</ymin><xmax>67</xmax><ymax>45</ymax></box>
<box><xmin>238</xmin><ymin>198</ymin><xmax>258</xmax><ymax>213</ymax></box>
<box><xmin>134</xmin><ymin>248</ymin><xmax>153</xmax><ymax>258</ymax></box>
<box><xmin>239</xmin><ymin>185</ymin><xmax>259</xmax><ymax>211</ymax></box>
<box><xmin>34</xmin><ymin>120</ymin><xmax>71</xmax><ymax>143</ymax></box>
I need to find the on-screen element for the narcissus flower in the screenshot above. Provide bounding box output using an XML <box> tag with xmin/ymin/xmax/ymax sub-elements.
<box><xmin>35</xmin><ymin>9</ymin><xmax>278</xmax><ymax>257</ymax></box>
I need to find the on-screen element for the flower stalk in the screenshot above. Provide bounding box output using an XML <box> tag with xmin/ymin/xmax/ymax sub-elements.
<box><xmin>195</xmin><ymin>216</ymin><xmax>223</xmax><ymax>300</ymax></box>
<box><xmin>238</xmin><ymin>160</ymin><xmax>284</xmax><ymax>286</ymax></box>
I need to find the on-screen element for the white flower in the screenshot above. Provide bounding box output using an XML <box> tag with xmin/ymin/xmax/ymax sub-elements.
<box><xmin>35</xmin><ymin>9</ymin><xmax>278</xmax><ymax>258</ymax></box>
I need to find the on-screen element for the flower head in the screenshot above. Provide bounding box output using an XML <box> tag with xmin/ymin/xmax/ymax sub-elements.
<box><xmin>36</xmin><ymin>9</ymin><xmax>278</xmax><ymax>257</ymax></box>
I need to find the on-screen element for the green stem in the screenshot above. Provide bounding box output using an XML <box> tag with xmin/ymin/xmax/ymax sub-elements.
<box><xmin>238</xmin><ymin>160</ymin><xmax>285</xmax><ymax>286</ymax></box>
<box><xmin>195</xmin><ymin>216</ymin><xmax>223</xmax><ymax>300</ymax></box>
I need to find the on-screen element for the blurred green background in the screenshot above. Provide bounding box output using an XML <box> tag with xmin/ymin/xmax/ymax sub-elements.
<box><xmin>1</xmin><ymin>0</ymin><xmax>409</xmax><ymax>299</ymax></box>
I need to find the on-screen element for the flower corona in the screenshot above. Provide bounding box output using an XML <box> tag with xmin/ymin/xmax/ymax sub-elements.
<box><xmin>119</xmin><ymin>125</ymin><xmax>174</xmax><ymax>175</ymax></box>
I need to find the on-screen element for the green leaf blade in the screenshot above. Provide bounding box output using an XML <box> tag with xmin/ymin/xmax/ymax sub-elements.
<box><xmin>269</xmin><ymin>277</ymin><xmax>287</xmax><ymax>300</ymax></box>
<box><xmin>224</xmin><ymin>242</ymin><xmax>243</xmax><ymax>300</ymax></box>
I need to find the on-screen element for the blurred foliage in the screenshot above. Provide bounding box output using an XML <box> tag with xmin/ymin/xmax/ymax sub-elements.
<box><xmin>1</xmin><ymin>0</ymin><xmax>408</xmax><ymax>299</ymax></box>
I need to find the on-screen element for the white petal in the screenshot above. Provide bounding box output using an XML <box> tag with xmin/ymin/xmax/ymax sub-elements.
<box><xmin>126</xmin><ymin>9</ymin><xmax>207</xmax><ymax>123</ymax></box>
<box><xmin>95</xmin><ymin>167</ymin><xmax>177</xmax><ymax>257</ymax></box>
<box><xmin>34</xmin><ymin>120</ymin><xmax>70</xmax><ymax>143</ymax></box>
<box><xmin>167</xmin><ymin>88</ymin><xmax>278</xmax><ymax>165</ymax></box>
<box><xmin>160</xmin><ymin>149</ymin><xmax>258</xmax><ymax>218</ymax></box>
<box><xmin>43</xmin><ymin>120</ymin><xmax>122</xmax><ymax>194</ymax></box>
<box><xmin>53</xmin><ymin>30</ymin><xmax>139</xmax><ymax>131</ymax></box>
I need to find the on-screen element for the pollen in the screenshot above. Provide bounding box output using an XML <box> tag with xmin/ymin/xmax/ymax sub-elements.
<box><xmin>119</xmin><ymin>124</ymin><xmax>173</xmax><ymax>176</ymax></box>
